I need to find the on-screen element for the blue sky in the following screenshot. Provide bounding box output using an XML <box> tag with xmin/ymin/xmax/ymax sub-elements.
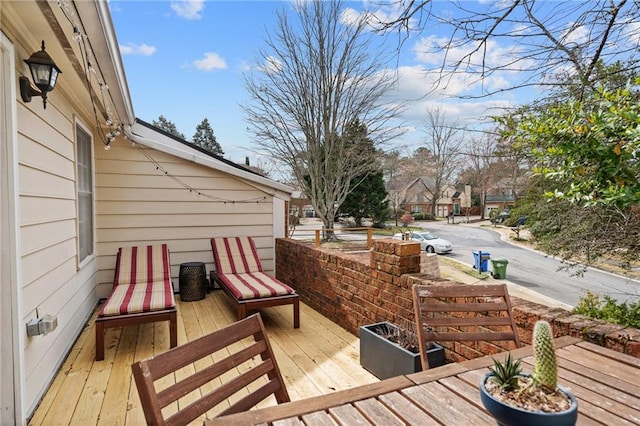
<box><xmin>109</xmin><ymin>1</ymin><xmax>531</xmax><ymax>168</ymax></box>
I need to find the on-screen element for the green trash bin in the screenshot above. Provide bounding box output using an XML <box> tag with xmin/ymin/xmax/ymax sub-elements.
<box><xmin>491</xmin><ymin>258</ymin><xmax>509</xmax><ymax>279</ymax></box>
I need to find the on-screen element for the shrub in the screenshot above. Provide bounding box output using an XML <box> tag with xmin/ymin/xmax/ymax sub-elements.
<box><xmin>400</xmin><ymin>213</ymin><xmax>414</xmax><ymax>226</ymax></box>
<box><xmin>412</xmin><ymin>212</ymin><xmax>435</xmax><ymax>221</ymax></box>
<box><xmin>573</xmin><ymin>290</ymin><xmax>640</xmax><ymax>328</ymax></box>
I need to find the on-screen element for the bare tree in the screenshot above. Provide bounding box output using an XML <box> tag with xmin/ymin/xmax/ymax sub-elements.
<box><xmin>380</xmin><ymin>150</ymin><xmax>414</xmax><ymax>225</ymax></box>
<box><xmin>243</xmin><ymin>0</ymin><xmax>403</xmax><ymax>239</ymax></box>
<box><xmin>413</xmin><ymin>108</ymin><xmax>465</xmax><ymax>216</ymax></box>
<box><xmin>373</xmin><ymin>0</ymin><xmax>640</xmax><ymax>101</ymax></box>
<box><xmin>460</xmin><ymin>136</ymin><xmax>497</xmax><ymax>220</ymax></box>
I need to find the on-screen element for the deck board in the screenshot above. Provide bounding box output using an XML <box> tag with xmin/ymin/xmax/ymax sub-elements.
<box><xmin>28</xmin><ymin>292</ymin><xmax>379</xmax><ymax>425</ymax></box>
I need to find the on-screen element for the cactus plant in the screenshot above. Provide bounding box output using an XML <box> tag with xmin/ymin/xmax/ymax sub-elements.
<box><xmin>533</xmin><ymin>320</ymin><xmax>558</xmax><ymax>391</ymax></box>
<box><xmin>479</xmin><ymin>320</ymin><xmax>578</xmax><ymax>425</ymax></box>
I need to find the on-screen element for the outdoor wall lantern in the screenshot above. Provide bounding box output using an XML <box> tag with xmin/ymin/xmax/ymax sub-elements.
<box><xmin>19</xmin><ymin>40</ymin><xmax>62</xmax><ymax>109</ymax></box>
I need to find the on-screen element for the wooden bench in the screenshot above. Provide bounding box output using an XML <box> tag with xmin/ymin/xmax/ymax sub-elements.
<box><xmin>210</xmin><ymin>237</ymin><xmax>300</xmax><ymax>328</ymax></box>
<box><xmin>95</xmin><ymin>244</ymin><xmax>177</xmax><ymax>361</ymax></box>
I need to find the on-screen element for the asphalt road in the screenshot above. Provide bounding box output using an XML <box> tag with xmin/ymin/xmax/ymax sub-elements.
<box><xmin>422</xmin><ymin>221</ymin><xmax>640</xmax><ymax>307</ymax></box>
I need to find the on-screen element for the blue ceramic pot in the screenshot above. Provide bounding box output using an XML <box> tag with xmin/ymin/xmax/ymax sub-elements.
<box><xmin>480</xmin><ymin>373</ymin><xmax>578</xmax><ymax>426</ymax></box>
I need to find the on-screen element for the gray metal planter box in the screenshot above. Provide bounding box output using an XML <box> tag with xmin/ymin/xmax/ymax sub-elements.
<box><xmin>359</xmin><ymin>321</ymin><xmax>446</xmax><ymax>380</ymax></box>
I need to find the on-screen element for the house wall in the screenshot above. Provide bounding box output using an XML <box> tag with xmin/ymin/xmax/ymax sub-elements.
<box><xmin>16</xmin><ymin>75</ymin><xmax>99</xmax><ymax>417</ymax></box>
<box><xmin>95</xmin><ymin>142</ymin><xmax>279</xmax><ymax>297</ymax></box>
<box><xmin>402</xmin><ymin>182</ymin><xmax>457</xmax><ymax>217</ymax></box>
<box><xmin>484</xmin><ymin>202</ymin><xmax>516</xmax><ymax>218</ymax></box>
<box><xmin>276</xmin><ymin>239</ymin><xmax>640</xmax><ymax>360</ymax></box>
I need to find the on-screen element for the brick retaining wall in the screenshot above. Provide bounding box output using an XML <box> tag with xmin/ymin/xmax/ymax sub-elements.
<box><xmin>276</xmin><ymin>238</ymin><xmax>640</xmax><ymax>360</ymax></box>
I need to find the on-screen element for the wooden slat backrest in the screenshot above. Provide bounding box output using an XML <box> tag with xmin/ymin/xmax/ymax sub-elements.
<box><xmin>412</xmin><ymin>284</ymin><xmax>521</xmax><ymax>370</ymax></box>
<box><xmin>132</xmin><ymin>313</ymin><xmax>290</xmax><ymax>426</ymax></box>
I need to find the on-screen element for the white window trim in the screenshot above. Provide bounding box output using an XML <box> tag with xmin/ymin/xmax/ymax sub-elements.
<box><xmin>75</xmin><ymin>118</ymin><xmax>95</xmax><ymax>268</ymax></box>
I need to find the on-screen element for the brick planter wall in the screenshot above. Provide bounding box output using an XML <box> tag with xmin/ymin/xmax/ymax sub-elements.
<box><xmin>275</xmin><ymin>238</ymin><xmax>640</xmax><ymax>360</ymax></box>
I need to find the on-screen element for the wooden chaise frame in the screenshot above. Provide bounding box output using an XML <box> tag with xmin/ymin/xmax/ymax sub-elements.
<box><xmin>95</xmin><ymin>244</ymin><xmax>178</xmax><ymax>361</ymax></box>
<box><xmin>210</xmin><ymin>237</ymin><xmax>300</xmax><ymax>328</ymax></box>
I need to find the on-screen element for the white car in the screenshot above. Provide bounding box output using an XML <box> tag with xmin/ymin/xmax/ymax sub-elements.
<box><xmin>392</xmin><ymin>231</ymin><xmax>453</xmax><ymax>254</ymax></box>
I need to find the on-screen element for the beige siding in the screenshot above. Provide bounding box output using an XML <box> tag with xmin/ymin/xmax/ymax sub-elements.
<box><xmin>95</xmin><ymin>142</ymin><xmax>277</xmax><ymax>297</ymax></box>
<box><xmin>17</xmin><ymin>99</ymin><xmax>99</xmax><ymax>415</ymax></box>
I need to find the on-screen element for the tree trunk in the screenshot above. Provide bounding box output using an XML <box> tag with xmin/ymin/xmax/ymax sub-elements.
<box><xmin>323</xmin><ymin>219</ymin><xmax>338</xmax><ymax>241</ymax></box>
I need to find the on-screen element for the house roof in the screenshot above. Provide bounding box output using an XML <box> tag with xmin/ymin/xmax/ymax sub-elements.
<box><xmin>74</xmin><ymin>1</ymin><xmax>292</xmax><ymax>195</ymax></box>
<box><xmin>129</xmin><ymin>119</ymin><xmax>293</xmax><ymax>194</ymax></box>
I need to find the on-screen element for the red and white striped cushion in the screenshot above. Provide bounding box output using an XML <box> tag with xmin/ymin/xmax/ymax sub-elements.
<box><xmin>211</xmin><ymin>236</ymin><xmax>295</xmax><ymax>300</ymax></box>
<box><xmin>211</xmin><ymin>237</ymin><xmax>264</xmax><ymax>274</ymax></box>
<box><xmin>99</xmin><ymin>244</ymin><xmax>175</xmax><ymax>316</ymax></box>
<box><xmin>217</xmin><ymin>271</ymin><xmax>294</xmax><ymax>300</ymax></box>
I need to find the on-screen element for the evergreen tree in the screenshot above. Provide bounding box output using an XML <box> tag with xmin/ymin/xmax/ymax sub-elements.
<box><xmin>152</xmin><ymin>115</ymin><xmax>185</xmax><ymax>139</ymax></box>
<box><xmin>337</xmin><ymin>122</ymin><xmax>389</xmax><ymax>227</ymax></box>
<box><xmin>339</xmin><ymin>170</ymin><xmax>390</xmax><ymax>227</ymax></box>
<box><xmin>192</xmin><ymin>118</ymin><xmax>224</xmax><ymax>156</ymax></box>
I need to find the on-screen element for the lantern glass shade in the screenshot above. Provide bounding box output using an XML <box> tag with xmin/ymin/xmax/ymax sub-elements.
<box><xmin>24</xmin><ymin>41</ymin><xmax>62</xmax><ymax>93</ymax></box>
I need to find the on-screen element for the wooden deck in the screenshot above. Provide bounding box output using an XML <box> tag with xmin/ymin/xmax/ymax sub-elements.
<box><xmin>28</xmin><ymin>291</ymin><xmax>379</xmax><ymax>425</ymax></box>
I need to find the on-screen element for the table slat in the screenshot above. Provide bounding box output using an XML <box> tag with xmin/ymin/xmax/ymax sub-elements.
<box><xmin>553</xmin><ymin>358</ymin><xmax>640</xmax><ymax>410</ymax></box>
<box><xmin>272</xmin><ymin>420</ymin><xmax>301</xmax><ymax>426</ymax></box>
<box><xmin>328</xmin><ymin>404</ymin><xmax>371</xmax><ymax>425</ymax></box>
<box><xmin>354</xmin><ymin>398</ymin><xmax>405</xmax><ymax>425</ymax></box>
<box><xmin>576</xmin><ymin>341</ymin><xmax>640</xmax><ymax>369</ymax></box>
<box><xmin>300</xmin><ymin>410</ymin><xmax>336</xmax><ymax>425</ymax></box>
<box><xmin>377</xmin><ymin>391</ymin><xmax>440</xmax><ymax>425</ymax></box>
<box><xmin>403</xmin><ymin>382</ymin><xmax>494</xmax><ymax>425</ymax></box>
<box><xmin>560</xmin><ymin>345</ymin><xmax>640</xmax><ymax>387</ymax></box>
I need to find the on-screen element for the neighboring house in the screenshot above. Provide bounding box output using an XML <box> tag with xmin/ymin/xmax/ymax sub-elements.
<box><xmin>484</xmin><ymin>193</ymin><xmax>518</xmax><ymax>217</ymax></box>
<box><xmin>0</xmin><ymin>2</ymin><xmax>292</xmax><ymax>423</ymax></box>
<box><xmin>399</xmin><ymin>177</ymin><xmax>460</xmax><ymax>217</ymax></box>
<box><xmin>289</xmin><ymin>188</ymin><xmax>315</xmax><ymax>218</ymax></box>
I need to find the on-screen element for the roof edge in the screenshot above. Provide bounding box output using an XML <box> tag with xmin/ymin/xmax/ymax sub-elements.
<box><xmin>127</xmin><ymin>120</ymin><xmax>293</xmax><ymax>195</ymax></box>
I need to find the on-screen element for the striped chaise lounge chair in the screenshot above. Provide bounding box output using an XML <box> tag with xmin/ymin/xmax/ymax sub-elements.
<box><xmin>95</xmin><ymin>244</ymin><xmax>177</xmax><ymax>361</ymax></box>
<box><xmin>210</xmin><ymin>236</ymin><xmax>300</xmax><ymax>328</ymax></box>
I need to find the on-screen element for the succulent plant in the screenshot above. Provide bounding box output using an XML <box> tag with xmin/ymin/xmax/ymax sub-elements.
<box><xmin>488</xmin><ymin>352</ymin><xmax>522</xmax><ymax>391</ymax></box>
<box><xmin>533</xmin><ymin>320</ymin><xmax>558</xmax><ymax>391</ymax></box>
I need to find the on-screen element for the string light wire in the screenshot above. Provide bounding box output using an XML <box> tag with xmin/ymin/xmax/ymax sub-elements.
<box><xmin>56</xmin><ymin>1</ymin><xmax>277</xmax><ymax>205</ymax></box>
<box><xmin>57</xmin><ymin>0</ymin><xmax>122</xmax><ymax>148</ymax></box>
<box><xmin>135</xmin><ymin>144</ymin><xmax>272</xmax><ymax>204</ymax></box>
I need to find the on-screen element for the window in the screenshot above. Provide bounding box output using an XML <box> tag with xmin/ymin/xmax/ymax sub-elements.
<box><xmin>76</xmin><ymin>124</ymin><xmax>93</xmax><ymax>261</ymax></box>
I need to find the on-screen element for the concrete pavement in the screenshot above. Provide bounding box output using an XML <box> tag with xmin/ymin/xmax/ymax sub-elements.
<box><xmin>435</xmin><ymin>218</ymin><xmax>573</xmax><ymax>310</ymax></box>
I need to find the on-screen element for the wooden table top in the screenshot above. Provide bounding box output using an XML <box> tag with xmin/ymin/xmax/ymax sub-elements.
<box><xmin>205</xmin><ymin>336</ymin><xmax>640</xmax><ymax>425</ymax></box>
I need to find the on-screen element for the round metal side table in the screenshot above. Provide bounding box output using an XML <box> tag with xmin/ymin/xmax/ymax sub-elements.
<box><xmin>179</xmin><ymin>262</ymin><xmax>207</xmax><ymax>302</ymax></box>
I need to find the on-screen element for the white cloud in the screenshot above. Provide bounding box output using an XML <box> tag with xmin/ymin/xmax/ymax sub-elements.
<box><xmin>622</xmin><ymin>21</ymin><xmax>640</xmax><ymax>45</ymax></box>
<box><xmin>562</xmin><ymin>23</ymin><xmax>589</xmax><ymax>46</ymax></box>
<box><xmin>258</xmin><ymin>56</ymin><xmax>283</xmax><ymax>75</ymax></box>
<box><xmin>411</xmin><ymin>35</ymin><xmax>535</xmax><ymax>94</ymax></box>
<box><xmin>342</xmin><ymin>2</ymin><xmax>421</xmax><ymax>32</ymax></box>
<box><xmin>170</xmin><ymin>0</ymin><xmax>205</xmax><ymax>20</ymax></box>
<box><xmin>193</xmin><ymin>53</ymin><xmax>227</xmax><ymax>71</ymax></box>
<box><xmin>340</xmin><ymin>8</ymin><xmax>363</xmax><ymax>27</ymax></box>
<box><xmin>119</xmin><ymin>43</ymin><xmax>156</xmax><ymax>56</ymax></box>
<box><xmin>374</xmin><ymin>64</ymin><xmax>520</xmax><ymax>152</ymax></box>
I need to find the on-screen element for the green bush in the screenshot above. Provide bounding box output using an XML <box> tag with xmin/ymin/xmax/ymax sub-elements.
<box><xmin>572</xmin><ymin>290</ymin><xmax>640</xmax><ymax>328</ymax></box>
<box><xmin>411</xmin><ymin>212</ymin><xmax>435</xmax><ymax>221</ymax></box>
